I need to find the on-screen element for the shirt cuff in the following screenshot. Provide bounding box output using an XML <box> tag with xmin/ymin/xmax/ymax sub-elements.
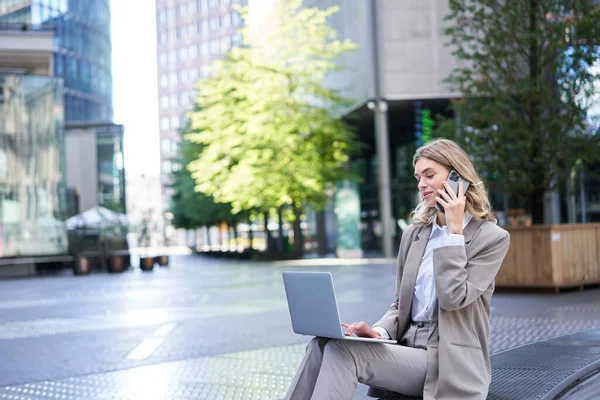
<box><xmin>372</xmin><ymin>326</ymin><xmax>391</xmax><ymax>339</ymax></box>
<box><xmin>442</xmin><ymin>233</ymin><xmax>465</xmax><ymax>247</ymax></box>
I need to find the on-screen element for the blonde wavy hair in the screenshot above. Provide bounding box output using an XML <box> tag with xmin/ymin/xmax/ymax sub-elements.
<box><xmin>410</xmin><ymin>138</ymin><xmax>496</xmax><ymax>226</ymax></box>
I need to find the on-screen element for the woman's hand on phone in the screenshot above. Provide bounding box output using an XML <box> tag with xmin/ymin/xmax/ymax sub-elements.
<box><xmin>436</xmin><ymin>180</ymin><xmax>466</xmax><ymax>234</ymax></box>
<box><xmin>341</xmin><ymin>321</ymin><xmax>382</xmax><ymax>338</ymax></box>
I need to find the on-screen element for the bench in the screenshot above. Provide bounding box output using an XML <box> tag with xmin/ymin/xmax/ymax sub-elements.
<box><xmin>371</xmin><ymin>328</ymin><xmax>600</xmax><ymax>400</ymax></box>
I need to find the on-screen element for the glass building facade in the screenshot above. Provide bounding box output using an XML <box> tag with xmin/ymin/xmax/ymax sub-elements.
<box><xmin>0</xmin><ymin>0</ymin><xmax>113</xmax><ymax>122</ymax></box>
<box><xmin>0</xmin><ymin>74</ymin><xmax>68</xmax><ymax>256</ymax></box>
<box><xmin>96</xmin><ymin>125</ymin><xmax>126</xmax><ymax>214</ymax></box>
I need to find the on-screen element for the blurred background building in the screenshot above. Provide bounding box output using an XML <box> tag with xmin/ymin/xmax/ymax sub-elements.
<box><xmin>295</xmin><ymin>0</ymin><xmax>460</xmax><ymax>254</ymax></box>
<box><xmin>0</xmin><ymin>24</ymin><xmax>67</xmax><ymax>257</ymax></box>
<box><xmin>0</xmin><ymin>0</ymin><xmax>126</xmax><ymax>258</ymax></box>
<box><xmin>155</xmin><ymin>0</ymin><xmax>245</xmax><ymax>210</ymax></box>
<box><xmin>297</xmin><ymin>0</ymin><xmax>600</xmax><ymax>254</ymax></box>
<box><xmin>0</xmin><ymin>0</ymin><xmax>113</xmax><ymax>121</ymax></box>
<box><xmin>0</xmin><ymin>0</ymin><xmax>125</xmax><ymax>216</ymax></box>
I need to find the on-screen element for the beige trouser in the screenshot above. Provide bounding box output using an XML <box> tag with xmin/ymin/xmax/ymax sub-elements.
<box><xmin>284</xmin><ymin>323</ymin><xmax>429</xmax><ymax>400</ymax></box>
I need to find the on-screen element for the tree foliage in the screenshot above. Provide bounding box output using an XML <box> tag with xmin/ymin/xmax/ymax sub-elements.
<box><xmin>169</xmin><ymin>133</ymin><xmax>235</xmax><ymax>229</ymax></box>
<box><xmin>186</xmin><ymin>0</ymin><xmax>360</xmax><ymax>214</ymax></box>
<box><xmin>440</xmin><ymin>0</ymin><xmax>600</xmax><ymax>223</ymax></box>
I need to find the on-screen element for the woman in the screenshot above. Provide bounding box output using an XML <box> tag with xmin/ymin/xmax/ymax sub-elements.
<box><xmin>285</xmin><ymin>138</ymin><xmax>510</xmax><ymax>400</ymax></box>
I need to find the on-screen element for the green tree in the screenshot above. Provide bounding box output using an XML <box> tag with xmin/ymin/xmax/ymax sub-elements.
<box><xmin>169</xmin><ymin>136</ymin><xmax>234</xmax><ymax>230</ymax></box>
<box><xmin>440</xmin><ymin>0</ymin><xmax>600</xmax><ymax>224</ymax></box>
<box><xmin>186</xmin><ymin>0</ymin><xmax>360</xmax><ymax>253</ymax></box>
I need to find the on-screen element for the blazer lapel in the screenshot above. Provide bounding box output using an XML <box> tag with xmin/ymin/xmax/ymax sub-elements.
<box><xmin>397</xmin><ymin>224</ymin><xmax>431</xmax><ymax>332</ymax></box>
<box><xmin>463</xmin><ymin>216</ymin><xmax>484</xmax><ymax>246</ymax></box>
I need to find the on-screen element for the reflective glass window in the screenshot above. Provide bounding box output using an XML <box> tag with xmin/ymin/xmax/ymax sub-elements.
<box><xmin>0</xmin><ymin>74</ymin><xmax>67</xmax><ymax>256</ymax></box>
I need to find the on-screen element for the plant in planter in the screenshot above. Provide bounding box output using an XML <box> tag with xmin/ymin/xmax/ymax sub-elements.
<box><xmin>138</xmin><ymin>211</ymin><xmax>155</xmax><ymax>272</ymax></box>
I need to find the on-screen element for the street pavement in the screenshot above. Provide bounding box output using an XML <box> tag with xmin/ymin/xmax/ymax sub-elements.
<box><xmin>0</xmin><ymin>254</ymin><xmax>600</xmax><ymax>399</ymax></box>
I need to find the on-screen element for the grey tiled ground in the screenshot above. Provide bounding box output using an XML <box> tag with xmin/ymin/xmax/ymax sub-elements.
<box><xmin>0</xmin><ymin>254</ymin><xmax>599</xmax><ymax>399</ymax></box>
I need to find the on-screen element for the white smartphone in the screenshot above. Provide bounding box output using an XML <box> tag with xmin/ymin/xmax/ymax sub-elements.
<box><xmin>435</xmin><ymin>170</ymin><xmax>471</xmax><ymax>213</ymax></box>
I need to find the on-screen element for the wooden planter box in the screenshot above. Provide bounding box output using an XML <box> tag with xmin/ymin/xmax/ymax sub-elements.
<box><xmin>497</xmin><ymin>223</ymin><xmax>600</xmax><ymax>291</ymax></box>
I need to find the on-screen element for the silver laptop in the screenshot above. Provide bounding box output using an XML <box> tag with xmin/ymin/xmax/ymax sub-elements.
<box><xmin>282</xmin><ymin>271</ymin><xmax>396</xmax><ymax>344</ymax></box>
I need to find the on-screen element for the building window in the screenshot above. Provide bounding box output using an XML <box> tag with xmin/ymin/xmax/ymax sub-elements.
<box><xmin>162</xmin><ymin>138</ymin><xmax>171</xmax><ymax>153</ymax></box>
<box><xmin>159</xmin><ymin>53</ymin><xmax>168</xmax><ymax>65</ymax></box>
<box><xmin>179</xmin><ymin>47</ymin><xmax>188</xmax><ymax>60</ymax></box>
<box><xmin>188</xmin><ymin>24</ymin><xmax>196</xmax><ymax>37</ymax></box>
<box><xmin>169</xmin><ymin>73</ymin><xmax>178</xmax><ymax>86</ymax></box>
<box><xmin>221</xmin><ymin>37</ymin><xmax>231</xmax><ymax>53</ymax></box>
<box><xmin>232</xmin><ymin>33</ymin><xmax>242</xmax><ymax>47</ymax></box>
<box><xmin>160</xmin><ymin>74</ymin><xmax>168</xmax><ymax>87</ymax></box>
<box><xmin>170</xmin><ymin>94</ymin><xmax>178</xmax><ymax>107</ymax></box>
<box><xmin>161</xmin><ymin>96</ymin><xmax>169</xmax><ymax>108</ymax></box>
<box><xmin>177</xmin><ymin>3</ymin><xmax>187</xmax><ymax>17</ymax></box>
<box><xmin>170</xmin><ymin>117</ymin><xmax>180</xmax><ymax>130</ymax></box>
<box><xmin>162</xmin><ymin>160</ymin><xmax>172</xmax><ymax>174</ymax></box>
<box><xmin>188</xmin><ymin>45</ymin><xmax>197</xmax><ymax>58</ymax></box>
<box><xmin>171</xmin><ymin>140</ymin><xmax>181</xmax><ymax>153</ymax></box>
<box><xmin>180</xmin><ymin>92</ymin><xmax>189</xmax><ymax>106</ymax></box>
<box><xmin>200</xmin><ymin>20</ymin><xmax>208</xmax><ymax>34</ymax></box>
<box><xmin>200</xmin><ymin>42</ymin><xmax>209</xmax><ymax>56</ymax></box>
<box><xmin>209</xmin><ymin>39</ymin><xmax>219</xmax><ymax>54</ymax></box>
<box><xmin>198</xmin><ymin>0</ymin><xmax>209</xmax><ymax>11</ymax></box>
<box><xmin>232</xmin><ymin>11</ymin><xmax>241</xmax><ymax>26</ymax></box>
<box><xmin>222</xmin><ymin>13</ymin><xmax>231</xmax><ymax>28</ymax></box>
<box><xmin>209</xmin><ymin>17</ymin><xmax>219</xmax><ymax>30</ymax></box>
<box><xmin>161</xmin><ymin>117</ymin><xmax>170</xmax><ymax>130</ymax></box>
<box><xmin>190</xmin><ymin>68</ymin><xmax>199</xmax><ymax>81</ymax></box>
<box><xmin>180</xmin><ymin>69</ymin><xmax>189</xmax><ymax>82</ymax></box>
<box><xmin>169</xmin><ymin>50</ymin><xmax>176</xmax><ymax>64</ymax></box>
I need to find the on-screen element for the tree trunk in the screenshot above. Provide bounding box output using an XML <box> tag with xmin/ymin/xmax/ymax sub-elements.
<box><xmin>277</xmin><ymin>206</ymin><xmax>285</xmax><ymax>253</ymax></box>
<box><xmin>248</xmin><ymin>219</ymin><xmax>254</xmax><ymax>251</ymax></box>
<box><xmin>528</xmin><ymin>0</ymin><xmax>544</xmax><ymax>225</ymax></box>
<box><xmin>528</xmin><ymin>188</ymin><xmax>545</xmax><ymax>225</ymax></box>
<box><xmin>293</xmin><ymin>204</ymin><xmax>304</xmax><ymax>256</ymax></box>
<box><xmin>232</xmin><ymin>222</ymin><xmax>238</xmax><ymax>251</ymax></box>
<box><xmin>316</xmin><ymin>210</ymin><xmax>328</xmax><ymax>256</ymax></box>
<box><xmin>263</xmin><ymin>211</ymin><xmax>272</xmax><ymax>252</ymax></box>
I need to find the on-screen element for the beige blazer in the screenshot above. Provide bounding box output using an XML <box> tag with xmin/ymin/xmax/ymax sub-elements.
<box><xmin>373</xmin><ymin>217</ymin><xmax>510</xmax><ymax>400</ymax></box>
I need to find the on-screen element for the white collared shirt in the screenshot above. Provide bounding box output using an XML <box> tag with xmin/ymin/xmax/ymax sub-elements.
<box><xmin>374</xmin><ymin>212</ymin><xmax>472</xmax><ymax>339</ymax></box>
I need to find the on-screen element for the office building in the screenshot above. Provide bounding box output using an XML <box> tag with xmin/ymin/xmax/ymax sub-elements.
<box><xmin>155</xmin><ymin>0</ymin><xmax>245</xmax><ymax>209</ymax></box>
<box><xmin>0</xmin><ymin>0</ymin><xmax>113</xmax><ymax>121</ymax></box>
<box><xmin>0</xmin><ymin>24</ymin><xmax>68</xmax><ymax>257</ymax></box>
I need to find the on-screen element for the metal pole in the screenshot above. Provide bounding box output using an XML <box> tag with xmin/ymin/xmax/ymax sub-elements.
<box><xmin>370</xmin><ymin>0</ymin><xmax>393</xmax><ymax>258</ymax></box>
<box><xmin>580</xmin><ymin>167</ymin><xmax>587</xmax><ymax>223</ymax></box>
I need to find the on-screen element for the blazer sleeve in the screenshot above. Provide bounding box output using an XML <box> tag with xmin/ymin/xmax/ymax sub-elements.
<box><xmin>372</xmin><ymin>295</ymin><xmax>399</xmax><ymax>339</ymax></box>
<box><xmin>433</xmin><ymin>228</ymin><xmax>510</xmax><ymax>311</ymax></box>
<box><xmin>372</xmin><ymin>225</ymin><xmax>413</xmax><ymax>338</ymax></box>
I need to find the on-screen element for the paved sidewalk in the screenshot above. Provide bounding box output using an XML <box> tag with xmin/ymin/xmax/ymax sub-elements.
<box><xmin>0</xmin><ymin>254</ymin><xmax>599</xmax><ymax>399</ymax></box>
